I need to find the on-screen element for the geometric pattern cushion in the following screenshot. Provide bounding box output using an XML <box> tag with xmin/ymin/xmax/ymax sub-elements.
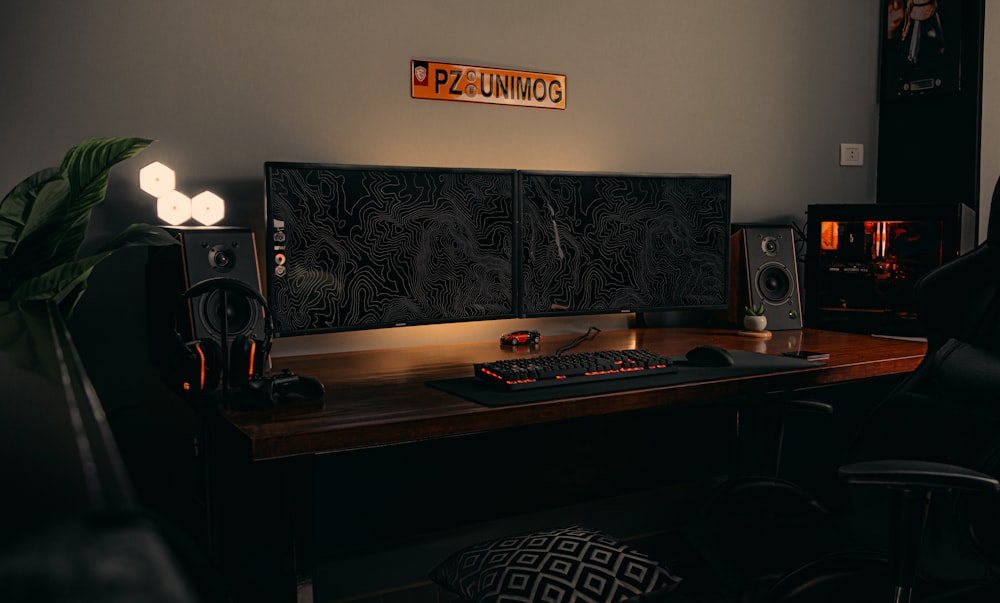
<box><xmin>429</xmin><ymin>525</ymin><xmax>682</xmax><ymax>603</ymax></box>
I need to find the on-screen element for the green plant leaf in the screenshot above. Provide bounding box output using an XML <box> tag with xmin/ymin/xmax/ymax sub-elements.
<box><xmin>11</xmin><ymin>256</ymin><xmax>104</xmax><ymax>305</ymax></box>
<box><xmin>9</xmin><ymin>222</ymin><xmax>177</xmax><ymax>317</ymax></box>
<box><xmin>1</xmin><ymin>177</ymin><xmax>74</xmax><ymax>295</ymax></box>
<box><xmin>50</xmin><ymin>137</ymin><xmax>153</xmax><ymax>265</ymax></box>
<box><xmin>0</xmin><ymin>167</ymin><xmax>65</xmax><ymax>265</ymax></box>
<box><xmin>57</xmin><ymin>281</ymin><xmax>89</xmax><ymax>319</ymax></box>
<box><xmin>92</xmin><ymin>222</ymin><xmax>179</xmax><ymax>254</ymax></box>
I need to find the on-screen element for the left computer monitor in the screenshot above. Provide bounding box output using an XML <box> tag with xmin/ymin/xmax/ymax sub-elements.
<box><xmin>265</xmin><ymin>162</ymin><xmax>517</xmax><ymax>336</ymax></box>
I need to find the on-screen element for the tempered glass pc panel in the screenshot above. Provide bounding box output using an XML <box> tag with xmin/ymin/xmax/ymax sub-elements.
<box><xmin>265</xmin><ymin>163</ymin><xmax>516</xmax><ymax>336</ymax></box>
<box><xmin>803</xmin><ymin>202</ymin><xmax>977</xmax><ymax>335</ymax></box>
<box><xmin>814</xmin><ymin>219</ymin><xmax>944</xmax><ymax>311</ymax></box>
<box><xmin>519</xmin><ymin>172</ymin><xmax>731</xmax><ymax>317</ymax></box>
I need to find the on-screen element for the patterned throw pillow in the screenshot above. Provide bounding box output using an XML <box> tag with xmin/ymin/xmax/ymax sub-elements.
<box><xmin>429</xmin><ymin>525</ymin><xmax>682</xmax><ymax>603</ymax></box>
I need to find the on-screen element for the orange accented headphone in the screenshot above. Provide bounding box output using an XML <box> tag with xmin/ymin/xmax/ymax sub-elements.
<box><xmin>166</xmin><ymin>277</ymin><xmax>273</xmax><ymax>398</ymax></box>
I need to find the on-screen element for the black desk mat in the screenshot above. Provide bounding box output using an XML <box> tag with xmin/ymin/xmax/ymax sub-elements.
<box><xmin>427</xmin><ymin>350</ymin><xmax>824</xmax><ymax>407</ymax></box>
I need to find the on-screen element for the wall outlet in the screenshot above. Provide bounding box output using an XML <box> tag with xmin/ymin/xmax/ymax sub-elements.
<box><xmin>840</xmin><ymin>143</ymin><xmax>864</xmax><ymax>166</ymax></box>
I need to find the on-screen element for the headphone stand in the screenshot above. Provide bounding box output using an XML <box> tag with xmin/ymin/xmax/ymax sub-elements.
<box><xmin>219</xmin><ymin>288</ymin><xmax>231</xmax><ymax>402</ymax></box>
<box><xmin>166</xmin><ymin>277</ymin><xmax>322</xmax><ymax>407</ymax></box>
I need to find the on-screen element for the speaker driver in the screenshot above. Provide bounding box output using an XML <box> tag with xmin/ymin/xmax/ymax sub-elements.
<box><xmin>757</xmin><ymin>263</ymin><xmax>792</xmax><ymax>302</ymax></box>
<box><xmin>201</xmin><ymin>289</ymin><xmax>257</xmax><ymax>337</ymax></box>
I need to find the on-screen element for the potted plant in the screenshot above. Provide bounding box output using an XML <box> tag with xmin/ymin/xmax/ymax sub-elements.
<box><xmin>0</xmin><ymin>137</ymin><xmax>178</xmax><ymax>319</ymax></box>
<box><xmin>743</xmin><ymin>304</ymin><xmax>768</xmax><ymax>332</ymax></box>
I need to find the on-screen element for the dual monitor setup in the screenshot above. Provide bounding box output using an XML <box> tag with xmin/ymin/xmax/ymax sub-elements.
<box><xmin>264</xmin><ymin>163</ymin><xmax>733</xmax><ymax>338</ymax></box>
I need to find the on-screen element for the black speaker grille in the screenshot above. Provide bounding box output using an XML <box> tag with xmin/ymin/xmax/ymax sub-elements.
<box><xmin>756</xmin><ymin>263</ymin><xmax>792</xmax><ymax>303</ymax></box>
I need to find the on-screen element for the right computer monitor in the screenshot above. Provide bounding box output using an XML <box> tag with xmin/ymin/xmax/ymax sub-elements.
<box><xmin>805</xmin><ymin>203</ymin><xmax>976</xmax><ymax>336</ymax></box>
<box><xmin>518</xmin><ymin>171</ymin><xmax>731</xmax><ymax>317</ymax></box>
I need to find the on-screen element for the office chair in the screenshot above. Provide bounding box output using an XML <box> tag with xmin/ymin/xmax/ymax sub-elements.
<box><xmin>683</xmin><ymin>176</ymin><xmax>1000</xmax><ymax>603</ymax></box>
<box><xmin>676</xmin><ymin>397</ymin><xmax>836</xmax><ymax>602</ymax></box>
<box><xmin>761</xmin><ymin>460</ymin><xmax>999</xmax><ymax>603</ymax></box>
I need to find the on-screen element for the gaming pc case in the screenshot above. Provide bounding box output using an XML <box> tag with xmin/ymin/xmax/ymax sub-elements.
<box><xmin>805</xmin><ymin>203</ymin><xmax>976</xmax><ymax>336</ymax></box>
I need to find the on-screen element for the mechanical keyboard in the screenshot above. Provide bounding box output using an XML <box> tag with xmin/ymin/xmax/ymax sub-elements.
<box><xmin>474</xmin><ymin>349</ymin><xmax>676</xmax><ymax>391</ymax></box>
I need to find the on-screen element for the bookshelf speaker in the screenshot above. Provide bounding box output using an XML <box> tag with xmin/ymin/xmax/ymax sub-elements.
<box><xmin>146</xmin><ymin>227</ymin><xmax>266</xmax><ymax>368</ymax></box>
<box><xmin>721</xmin><ymin>225</ymin><xmax>803</xmax><ymax>331</ymax></box>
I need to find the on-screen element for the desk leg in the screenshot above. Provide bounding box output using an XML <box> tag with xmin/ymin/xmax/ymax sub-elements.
<box><xmin>199</xmin><ymin>411</ymin><xmax>220</xmax><ymax>564</ymax></box>
<box><xmin>288</xmin><ymin>456</ymin><xmax>315</xmax><ymax>603</ymax></box>
<box><xmin>204</xmin><ymin>413</ymin><xmax>308</xmax><ymax>603</ymax></box>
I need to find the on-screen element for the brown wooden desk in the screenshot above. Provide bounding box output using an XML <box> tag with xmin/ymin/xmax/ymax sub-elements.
<box><xmin>222</xmin><ymin>327</ymin><xmax>926</xmax><ymax>461</ymax></box>
<box><xmin>207</xmin><ymin>327</ymin><xmax>927</xmax><ymax>602</ymax></box>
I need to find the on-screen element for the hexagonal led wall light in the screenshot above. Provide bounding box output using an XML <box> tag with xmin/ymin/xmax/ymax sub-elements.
<box><xmin>139</xmin><ymin>162</ymin><xmax>225</xmax><ymax>226</ymax></box>
<box><xmin>139</xmin><ymin>161</ymin><xmax>176</xmax><ymax>197</ymax></box>
<box><xmin>157</xmin><ymin>190</ymin><xmax>192</xmax><ymax>225</ymax></box>
<box><xmin>191</xmin><ymin>191</ymin><xmax>225</xmax><ymax>225</ymax></box>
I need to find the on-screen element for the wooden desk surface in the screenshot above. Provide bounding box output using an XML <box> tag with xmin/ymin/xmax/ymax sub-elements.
<box><xmin>222</xmin><ymin>328</ymin><xmax>926</xmax><ymax>461</ymax></box>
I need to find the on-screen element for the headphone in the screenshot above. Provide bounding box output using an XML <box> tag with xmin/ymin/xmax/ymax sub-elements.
<box><xmin>166</xmin><ymin>277</ymin><xmax>274</xmax><ymax>398</ymax></box>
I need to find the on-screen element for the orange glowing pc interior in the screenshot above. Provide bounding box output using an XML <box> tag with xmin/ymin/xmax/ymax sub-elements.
<box><xmin>805</xmin><ymin>203</ymin><xmax>976</xmax><ymax>336</ymax></box>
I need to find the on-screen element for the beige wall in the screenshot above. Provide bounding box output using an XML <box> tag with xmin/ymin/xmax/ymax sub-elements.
<box><xmin>1</xmin><ymin>1</ymin><xmax>886</xmax><ymax>354</ymax></box>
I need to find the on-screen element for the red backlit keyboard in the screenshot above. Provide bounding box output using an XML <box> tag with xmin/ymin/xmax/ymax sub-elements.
<box><xmin>474</xmin><ymin>349</ymin><xmax>675</xmax><ymax>391</ymax></box>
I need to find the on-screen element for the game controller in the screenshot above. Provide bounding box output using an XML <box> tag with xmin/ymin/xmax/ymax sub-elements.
<box><xmin>271</xmin><ymin>368</ymin><xmax>325</xmax><ymax>399</ymax></box>
<box><xmin>242</xmin><ymin>368</ymin><xmax>325</xmax><ymax>407</ymax></box>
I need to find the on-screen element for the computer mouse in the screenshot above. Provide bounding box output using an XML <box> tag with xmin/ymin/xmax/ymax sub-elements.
<box><xmin>685</xmin><ymin>344</ymin><xmax>736</xmax><ymax>367</ymax></box>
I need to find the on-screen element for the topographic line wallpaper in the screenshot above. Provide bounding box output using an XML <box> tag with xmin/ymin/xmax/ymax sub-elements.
<box><xmin>520</xmin><ymin>173</ymin><xmax>730</xmax><ymax>315</ymax></box>
<box><xmin>266</xmin><ymin>164</ymin><xmax>516</xmax><ymax>335</ymax></box>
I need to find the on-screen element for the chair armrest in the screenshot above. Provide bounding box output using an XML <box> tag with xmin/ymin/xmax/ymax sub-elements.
<box><xmin>772</xmin><ymin>398</ymin><xmax>834</xmax><ymax>415</ymax></box>
<box><xmin>838</xmin><ymin>459</ymin><xmax>1000</xmax><ymax>494</ymax></box>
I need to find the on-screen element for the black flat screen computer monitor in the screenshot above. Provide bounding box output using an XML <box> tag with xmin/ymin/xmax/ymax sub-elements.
<box><xmin>518</xmin><ymin>171</ymin><xmax>731</xmax><ymax>317</ymax></box>
<box><xmin>264</xmin><ymin>162</ymin><xmax>517</xmax><ymax>336</ymax></box>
